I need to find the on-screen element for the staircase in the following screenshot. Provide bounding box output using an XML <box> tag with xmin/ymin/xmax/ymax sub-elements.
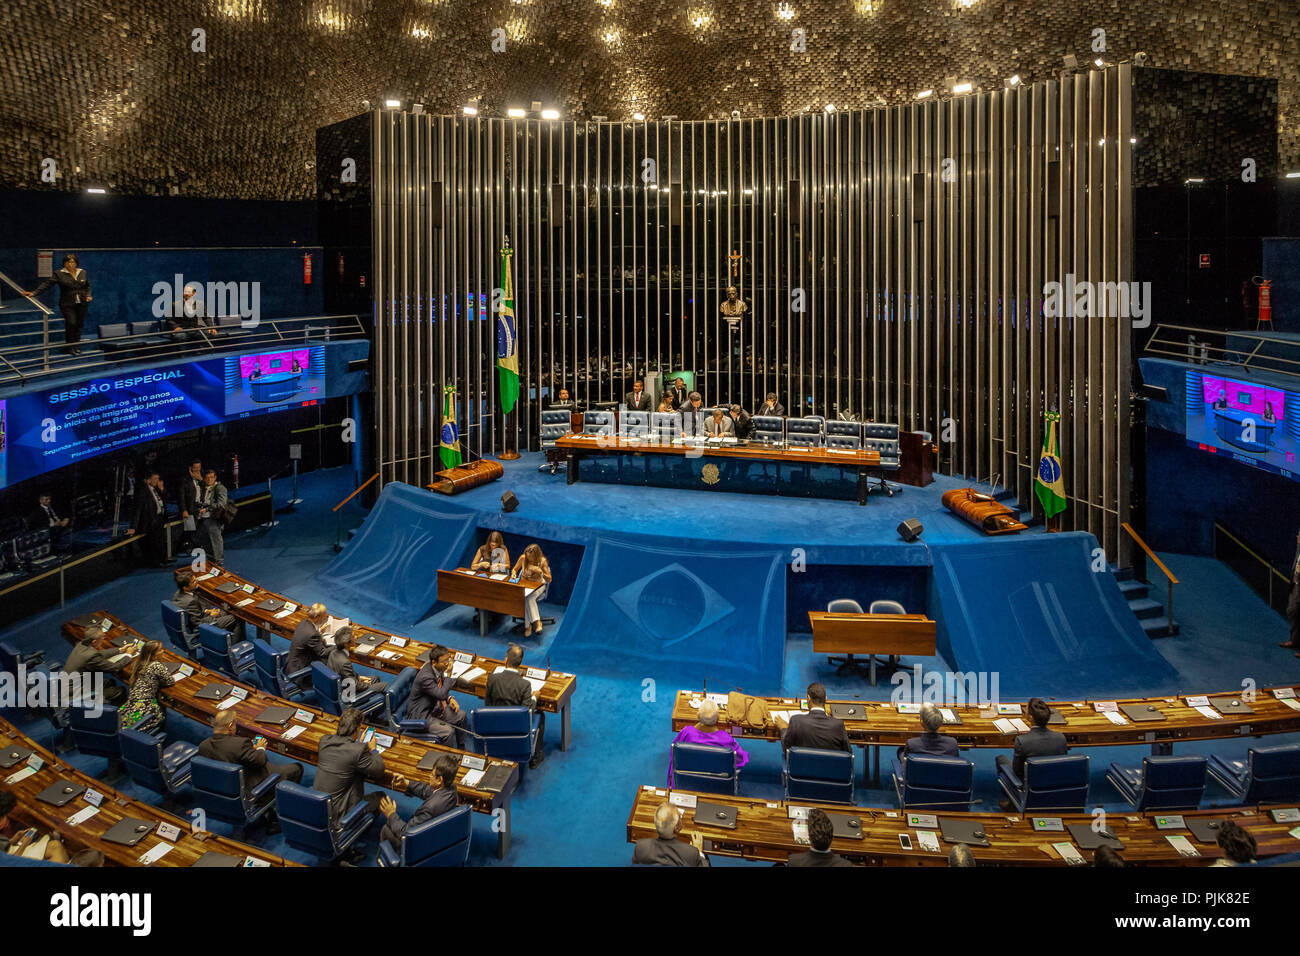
<box><xmin>1111</xmin><ymin>565</ymin><xmax>1180</xmax><ymax>638</ymax></box>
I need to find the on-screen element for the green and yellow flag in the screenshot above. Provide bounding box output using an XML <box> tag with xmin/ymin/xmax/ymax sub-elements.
<box><xmin>439</xmin><ymin>385</ymin><xmax>462</xmax><ymax>469</ymax></box>
<box><xmin>496</xmin><ymin>243</ymin><xmax>519</xmax><ymax>414</ymax></box>
<box><xmin>1034</xmin><ymin>410</ymin><xmax>1068</xmax><ymax>519</ymax></box>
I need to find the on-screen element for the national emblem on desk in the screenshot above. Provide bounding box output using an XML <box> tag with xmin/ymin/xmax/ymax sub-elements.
<box><xmin>701</xmin><ymin>463</ymin><xmax>720</xmax><ymax>485</ymax></box>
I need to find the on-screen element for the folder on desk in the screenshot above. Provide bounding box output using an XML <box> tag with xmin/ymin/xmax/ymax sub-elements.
<box><xmin>254</xmin><ymin>705</ymin><xmax>295</xmax><ymax>727</ymax></box>
<box><xmin>36</xmin><ymin>780</ymin><xmax>86</xmax><ymax>807</ymax></box>
<box><xmin>693</xmin><ymin>801</ymin><xmax>738</xmax><ymax>830</ymax></box>
<box><xmin>1210</xmin><ymin>697</ymin><xmax>1254</xmax><ymax>716</ymax></box>
<box><xmin>826</xmin><ymin>814</ymin><xmax>864</xmax><ymax>840</ymax></box>
<box><xmin>1185</xmin><ymin>818</ymin><xmax>1226</xmax><ymax>844</ymax></box>
<box><xmin>213</xmin><ymin>580</ymin><xmax>243</xmax><ymax>594</ymax></box>
<box><xmin>1065</xmin><ymin>822</ymin><xmax>1123</xmax><ymax>850</ymax></box>
<box><xmin>103</xmin><ymin>818</ymin><xmax>157</xmax><ymax>847</ymax></box>
<box><xmin>192</xmin><ymin>851</ymin><xmax>245</xmax><ymax>867</ymax></box>
<box><xmin>0</xmin><ymin>745</ymin><xmax>33</xmax><ymax>769</ymax></box>
<box><xmin>194</xmin><ymin>682</ymin><xmax>233</xmax><ymax>701</ymax></box>
<box><xmin>939</xmin><ymin>817</ymin><xmax>991</xmax><ymax>847</ymax></box>
<box><xmin>1119</xmin><ymin>703</ymin><xmax>1166</xmax><ymax>722</ymax></box>
<box><xmin>477</xmin><ymin>764</ymin><xmax>514</xmax><ymax>793</ymax></box>
<box><xmin>254</xmin><ymin>598</ymin><xmax>284</xmax><ymax>612</ymax></box>
<box><xmin>828</xmin><ymin>702</ymin><xmax>868</xmax><ymax>720</ymax></box>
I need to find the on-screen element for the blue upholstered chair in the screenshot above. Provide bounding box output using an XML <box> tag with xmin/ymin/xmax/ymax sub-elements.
<box><xmin>275</xmin><ymin>781</ymin><xmax>372</xmax><ymax>864</ymax></box>
<box><xmin>68</xmin><ymin>701</ymin><xmax>121</xmax><ymax>760</ymax></box>
<box><xmin>377</xmin><ymin>805</ymin><xmax>473</xmax><ymax>867</ymax></box>
<box><xmin>538</xmin><ymin>409</ymin><xmax>573</xmax><ymax>474</ymax></box>
<box><xmin>891</xmin><ymin>754</ymin><xmax>974</xmax><ymax>811</ymax></box>
<box><xmin>1106</xmin><ymin>754</ymin><xmax>1207</xmax><ymax>811</ymax></box>
<box><xmin>386</xmin><ymin>667</ymin><xmax>441</xmax><ymax>742</ymax></box>
<box><xmin>0</xmin><ymin>639</ymin><xmax>53</xmax><ymax>674</ymax></box>
<box><xmin>670</xmin><ymin>741</ymin><xmax>739</xmax><ymax>795</ymax></box>
<box><xmin>251</xmin><ymin>638</ymin><xmax>311</xmax><ymax>701</ymax></box>
<box><xmin>310</xmin><ymin>661</ymin><xmax>390</xmax><ymax>723</ymax></box>
<box><xmin>190</xmin><ymin>754</ymin><xmax>280</xmax><ymax>833</ymax></box>
<box><xmin>998</xmin><ymin>754</ymin><xmax>1091</xmax><ymax>813</ymax></box>
<box><xmin>119</xmin><ymin>727</ymin><xmax>198</xmax><ymax>797</ymax></box>
<box><xmin>825</xmin><ymin>420</ymin><xmax>863</xmax><ymax>451</ymax></box>
<box><xmin>160</xmin><ymin>600</ymin><xmax>203</xmax><ymax>659</ymax></box>
<box><xmin>197</xmin><ymin>623</ymin><xmax>255</xmax><ymax>680</ymax></box>
<box><xmin>468</xmin><ymin>706</ymin><xmax>540</xmax><ymax>764</ymax></box>
<box><xmin>785</xmin><ymin>417</ymin><xmax>825</xmax><ymax>448</ymax></box>
<box><xmin>783</xmin><ymin>746</ymin><xmax>855</xmax><ymax>804</ymax></box>
<box><xmin>751</xmin><ymin>415</ymin><xmax>785</xmax><ymax>445</ymax></box>
<box><xmin>621</xmin><ymin>411</ymin><xmax>650</xmax><ymax>439</ymax></box>
<box><xmin>582</xmin><ymin>410</ymin><xmax>615</xmax><ymax>437</ymax></box>
<box><xmin>863</xmin><ymin>422</ymin><xmax>902</xmax><ymax>495</ymax></box>
<box><xmin>96</xmin><ymin>322</ymin><xmax>130</xmax><ymax>354</ymax></box>
<box><xmin>1207</xmin><ymin>744</ymin><xmax>1300</xmax><ymax>804</ymax></box>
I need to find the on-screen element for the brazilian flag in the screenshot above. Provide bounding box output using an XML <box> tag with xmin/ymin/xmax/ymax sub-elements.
<box><xmin>1034</xmin><ymin>410</ymin><xmax>1068</xmax><ymax>519</ymax></box>
<box><xmin>439</xmin><ymin>385</ymin><xmax>462</xmax><ymax>469</ymax></box>
<box><xmin>496</xmin><ymin>243</ymin><xmax>519</xmax><ymax>414</ymax></box>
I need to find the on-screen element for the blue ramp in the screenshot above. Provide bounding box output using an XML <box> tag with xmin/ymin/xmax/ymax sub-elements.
<box><xmin>930</xmin><ymin>533</ymin><xmax>1179</xmax><ymax>698</ymax></box>
<box><xmin>310</xmin><ymin>482</ymin><xmax>477</xmax><ymax>627</ymax></box>
<box><xmin>548</xmin><ymin>535</ymin><xmax>786</xmax><ymax>688</ymax></box>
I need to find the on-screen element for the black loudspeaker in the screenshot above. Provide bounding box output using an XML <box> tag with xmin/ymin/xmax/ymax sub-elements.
<box><xmin>897</xmin><ymin>518</ymin><xmax>924</xmax><ymax>542</ymax></box>
<box><xmin>500</xmin><ymin>491</ymin><xmax>519</xmax><ymax>513</ymax></box>
<box><xmin>431</xmin><ymin>182</ymin><xmax>442</xmax><ymax>228</ymax></box>
<box><xmin>912</xmin><ymin>172</ymin><xmax>926</xmax><ymax>222</ymax></box>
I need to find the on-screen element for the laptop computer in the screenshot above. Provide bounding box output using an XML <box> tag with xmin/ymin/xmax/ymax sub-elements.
<box><xmin>213</xmin><ymin>580</ymin><xmax>243</xmax><ymax>594</ymax></box>
<box><xmin>1066</xmin><ymin>822</ymin><xmax>1123</xmax><ymax>850</ymax></box>
<box><xmin>192</xmin><ymin>851</ymin><xmax>245</xmax><ymax>867</ymax></box>
<box><xmin>1119</xmin><ymin>703</ymin><xmax>1166</xmax><ymax>722</ymax></box>
<box><xmin>828</xmin><ymin>702</ymin><xmax>868</xmax><ymax>720</ymax></box>
<box><xmin>254</xmin><ymin>705</ymin><xmax>295</xmax><ymax>727</ymax></box>
<box><xmin>110</xmin><ymin>633</ymin><xmax>137</xmax><ymax>648</ymax></box>
<box><xmin>194</xmin><ymin>682</ymin><xmax>233</xmax><ymax>701</ymax></box>
<box><xmin>36</xmin><ymin>780</ymin><xmax>86</xmax><ymax>807</ymax></box>
<box><xmin>160</xmin><ymin>660</ymin><xmax>187</xmax><ymax>678</ymax></box>
<box><xmin>1186</xmin><ymin>818</ymin><xmax>1226</xmax><ymax>844</ymax></box>
<box><xmin>103</xmin><ymin>818</ymin><xmax>157</xmax><ymax>847</ymax></box>
<box><xmin>826</xmin><ymin>814</ymin><xmax>864</xmax><ymax>840</ymax></box>
<box><xmin>1210</xmin><ymin>697</ymin><xmax>1254</xmax><ymax>716</ymax></box>
<box><xmin>254</xmin><ymin>598</ymin><xmax>284</xmax><ymax>612</ymax></box>
<box><xmin>416</xmin><ymin>751</ymin><xmax>440</xmax><ymax>772</ymax></box>
<box><xmin>478</xmin><ymin>764</ymin><xmax>514</xmax><ymax>793</ymax></box>
<box><xmin>0</xmin><ymin>744</ymin><xmax>33</xmax><ymax>769</ymax></box>
<box><xmin>1047</xmin><ymin>709</ymin><xmax>1067</xmax><ymax>725</ymax></box>
<box><xmin>939</xmin><ymin>817</ymin><xmax>991</xmax><ymax>847</ymax></box>
<box><xmin>693</xmin><ymin>801</ymin><xmax>739</xmax><ymax>830</ymax></box>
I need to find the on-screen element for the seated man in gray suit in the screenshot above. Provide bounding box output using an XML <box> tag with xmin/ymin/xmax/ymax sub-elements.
<box><xmin>996</xmin><ymin>697</ymin><xmax>1068</xmax><ymax>809</ymax></box>
<box><xmin>896</xmin><ymin>703</ymin><xmax>960</xmax><ymax>761</ymax></box>
<box><xmin>703</xmin><ymin>406</ymin><xmax>735</xmax><ymax>437</ymax></box>
<box><xmin>173</xmin><ymin>571</ymin><xmax>237</xmax><ymax>631</ymax></box>
<box><xmin>632</xmin><ymin>803</ymin><xmax>709</xmax><ymax>866</ymax></box>
<box><xmin>312</xmin><ymin>706</ymin><xmax>385</xmax><ymax>862</ymax></box>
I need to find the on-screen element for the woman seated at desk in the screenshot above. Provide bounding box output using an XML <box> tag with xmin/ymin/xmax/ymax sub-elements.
<box><xmin>656</xmin><ymin>394</ymin><xmax>676</xmax><ymax>413</ymax></box>
<box><xmin>511</xmin><ymin>543</ymin><xmax>552</xmax><ymax>636</ymax></box>
<box><xmin>471</xmin><ymin>531</ymin><xmax>510</xmax><ymax>573</ymax></box>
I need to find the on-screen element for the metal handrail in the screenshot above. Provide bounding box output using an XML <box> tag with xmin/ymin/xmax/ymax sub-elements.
<box><xmin>1121</xmin><ymin>521</ymin><xmax>1177</xmax><ymax>628</ymax></box>
<box><xmin>1143</xmin><ymin>323</ymin><xmax>1300</xmax><ymax>383</ymax></box>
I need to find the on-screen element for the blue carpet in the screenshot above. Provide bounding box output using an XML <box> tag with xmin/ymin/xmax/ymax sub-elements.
<box><xmin>2</xmin><ymin>460</ymin><xmax>1299</xmax><ymax>867</ymax></box>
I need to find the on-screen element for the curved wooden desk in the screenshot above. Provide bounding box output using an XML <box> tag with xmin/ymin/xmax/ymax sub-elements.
<box><xmin>62</xmin><ymin>613</ymin><xmax>521</xmax><ymax>858</ymax></box>
<box><xmin>190</xmin><ymin>565</ymin><xmax>577</xmax><ymax>750</ymax></box>
<box><xmin>0</xmin><ymin>715</ymin><xmax>294</xmax><ymax>867</ymax></box>
<box><xmin>627</xmin><ymin>786</ymin><xmax>1300</xmax><ymax>866</ymax></box>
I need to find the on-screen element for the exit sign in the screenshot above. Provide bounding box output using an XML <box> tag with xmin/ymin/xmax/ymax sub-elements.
<box><xmin>1199</xmin><ymin>253</ymin><xmax>1211</xmax><ymax>268</ymax></box>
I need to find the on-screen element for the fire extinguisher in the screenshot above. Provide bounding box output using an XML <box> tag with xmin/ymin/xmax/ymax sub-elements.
<box><xmin>1254</xmin><ymin>276</ymin><xmax>1272</xmax><ymax>327</ymax></box>
<box><xmin>232</xmin><ymin>454</ymin><xmax>240</xmax><ymax>490</ymax></box>
<box><xmin>303</xmin><ymin>253</ymin><xmax>313</xmax><ymax>285</ymax></box>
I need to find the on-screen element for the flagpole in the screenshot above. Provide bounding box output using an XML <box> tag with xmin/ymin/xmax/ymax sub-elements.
<box><xmin>498</xmin><ymin>236</ymin><xmax>520</xmax><ymax>461</ymax></box>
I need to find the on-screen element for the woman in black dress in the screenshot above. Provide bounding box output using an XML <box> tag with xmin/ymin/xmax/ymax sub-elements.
<box><xmin>24</xmin><ymin>254</ymin><xmax>92</xmax><ymax>355</ymax></box>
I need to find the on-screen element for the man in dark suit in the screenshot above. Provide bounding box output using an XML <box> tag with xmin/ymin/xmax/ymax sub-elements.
<box><xmin>755</xmin><ymin>392</ymin><xmax>786</xmax><ymax>417</ymax></box>
<box><xmin>997</xmin><ymin>697</ymin><xmax>1068</xmax><ymax>808</ymax></box>
<box><xmin>127</xmin><ymin>471</ymin><xmax>169</xmax><ymax>567</ymax></box>
<box><xmin>325</xmin><ymin>626</ymin><xmax>388</xmax><ymax>699</ymax></box>
<box><xmin>782</xmin><ymin>683</ymin><xmax>851</xmax><ymax>753</ymax></box>
<box><xmin>728</xmin><ymin>404</ymin><xmax>754</xmax><ymax>440</ymax></box>
<box><xmin>623</xmin><ymin>379</ymin><xmax>651</xmax><ymax>412</ymax></box>
<box><xmin>485</xmin><ymin>643</ymin><xmax>545</xmax><ymax>768</ymax></box>
<box><xmin>679</xmin><ymin>392</ymin><xmax>709</xmax><ymax>438</ymax></box>
<box><xmin>287</xmin><ymin>603</ymin><xmax>331</xmax><ymax>685</ymax></box>
<box><xmin>787</xmin><ymin>809</ymin><xmax>854</xmax><ymax>867</ymax></box>
<box><xmin>632</xmin><ymin>803</ymin><xmax>709</xmax><ymax>866</ymax></box>
<box><xmin>403</xmin><ymin>644</ymin><xmax>467</xmax><ymax>748</ymax></box>
<box><xmin>197</xmin><ymin>710</ymin><xmax>304</xmax><ymax>831</ymax></box>
<box><xmin>668</xmin><ymin>377</ymin><xmax>690</xmax><ymax>410</ymax></box>
<box><xmin>28</xmin><ymin>493</ymin><xmax>71</xmax><ymax>548</ymax></box>
<box><xmin>313</xmin><ymin>706</ymin><xmax>386</xmax><ymax>846</ymax></box>
<box><xmin>378</xmin><ymin>753</ymin><xmax>460</xmax><ymax>853</ymax></box>
<box><xmin>897</xmin><ymin>703</ymin><xmax>960</xmax><ymax>761</ymax></box>
<box><xmin>173</xmin><ymin>570</ymin><xmax>238</xmax><ymax>631</ymax></box>
<box><xmin>179</xmin><ymin>458</ymin><xmax>204</xmax><ymax>550</ymax></box>
<box><xmin>1282</xmin><ymin>529</ymin><xmax>1300</xmax><ymax>656</ymax></box>
<box><xmin>65</xmin><ymin>623</ymin><xmax>129</xmax><ymax>704</ymax></box>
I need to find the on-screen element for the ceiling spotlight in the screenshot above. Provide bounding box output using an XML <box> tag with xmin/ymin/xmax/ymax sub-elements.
<box><xmin>1005</xmin><ymin>74</ymin><xmax>1021</xmax><ymax>88</ymax></box>
<box><xmin>1286</xmin><ymin>171</ymin><xmax>1300</xmax><ymax>179</ymax></box>
<box><xmin>1062</xmin><ymin>54</ymin><xmax>1078</xmax><ymax>71</ymax></box>
<box><xmin>411</xmin><ymin>103</ymin><xmax>424</xmax><ymax>115</ymax></box>
<box><xmin>507</xmin><ymin>107</ymin><xmax>526</xmax><ymax>118</ymax></box>
<box><xmin>952</xmin><ymin>81</ymin><xmax>973</xmax><ymax>94</ymax></box>
<box><xmin>1094</xmin><ymin>57</ymin><xmax>1106</xmax><ymax>68</ymax></box>
<box><xmin>916</xmin><ymin>89</ymin><xmax>934</xmax><ymax>99</ymax></box>
<box><xmin>776</xmin><ymin>3</ymin><xmax>795</xmax><ymax>19</ymax></box>
<box><xmin>85</xmin><ymin>187</ymin><xmax>107</xmax><ymax>195</ymax></box>
<box><xmin>632</xmin><ymin>112</ymin><xmax>645</xmax><ymax>121</ymax></box>
<box><xmin>463</xmin><ymin>105</ymin><xmax>478</xmax><ymax>116</ymax></box>
<box><xmin>1129</xmin><ymin>136</ymin><xmax>1137</xmax><ymax>144</ymax></box>
<box><xmin>360</xmin><ymin>99</ymin><xmax>371</xmax><ymax>110</ymax></box>
<box><xmin>1185</xmin><ymin>178</ymin><xmax>1205</xmax><ymax>184</ymax></box>
<box><xmin>824</xmin><ymin>103</ymin><xmax>836</xmax><ymax>112</ymax></box>
<box><xmin>591</xmin><ymin>114</ymin><xmax>608</xmax><ymax>122</ymax></box>
<box><xmin>384</xmin><ymin>98</ymin><xmax>401</xmax><ymax>109</ymax></box>
<box><xmin>541</xmin><ymin>108</ymin><xmax>560</xmax><ymax>120</ymax></box>
<box><xmin>743</xmin><ymin>188</ymin><xmax>754</xmax><ymax>195</ymax></box>
<box><xmin>1133</xmin><ymin>51</ymin><xmax>1148</xmax><ymax>66</ymax></box>
<box><xmin>661</xmin><ymin>114</ymin><xmax>678</xmax><ymax>122</ymax></box>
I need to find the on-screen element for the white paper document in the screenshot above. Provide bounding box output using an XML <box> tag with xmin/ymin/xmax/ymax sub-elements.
<box><xmin>1103</xmin><ymin>711</ymin><xmax>1129</xmax><ymax>725</ymax></box>
<box><xmin>460</xmin><ymin>768</ymin><xmax>485</xmax><ymax>788</ymax></box>
<box><xmin>915</xmin><ymin>830</ymin><xmax>941</xmax><ymax>852</ymax></box>
<box><xmin>1193</xmin><ymin>705</ymin><xmax>1222</xmax><ymax>720</ymax></box>
<box><xmin>138</xmin><ymin>842</ymin><xmax>174</xmax><ymax>865</ymax></box>
<box><xmin>282</xmin><ymin>725</ymin><xmax>307</xmax><ymax>740</ymax></box>
<box><xmin>460</xmin><ymin>667</ymin><xmax>486</xmax><ymax>683</ymax></box>
<box><xmin>66</xmin><ymin>806</ymin><xmax>100</xmax><ymax>826</ymax></box>
<box><xmin>668</xmin><ymin>792</ymin><xmax>697</xmax><ymax>809</ymax></box>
